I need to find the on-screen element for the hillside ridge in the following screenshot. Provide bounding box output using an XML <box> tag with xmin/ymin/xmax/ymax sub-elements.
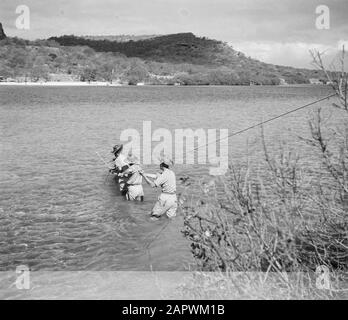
<box><xmin>0</xmin><ymin>25</ymin><xmax>327</xmax><ymax>85</ymax></box>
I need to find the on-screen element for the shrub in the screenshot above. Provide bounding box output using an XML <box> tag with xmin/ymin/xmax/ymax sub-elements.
<box><xmin>180</xmin><ymin>49</ymin><xmax>348</xmax><ymax>299</ymax></box>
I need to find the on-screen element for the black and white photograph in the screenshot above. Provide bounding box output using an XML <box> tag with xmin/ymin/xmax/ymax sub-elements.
<box><xmin>0</xmin><ymin>0</ymin><xmax>347</xmax><ymax>303</ymax></box>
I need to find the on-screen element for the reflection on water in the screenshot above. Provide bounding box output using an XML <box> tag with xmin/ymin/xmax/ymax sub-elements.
<box><xmin>0</xmin><ymin>85</ymin><xmax>335</xmax><ymax>272</ymax></box>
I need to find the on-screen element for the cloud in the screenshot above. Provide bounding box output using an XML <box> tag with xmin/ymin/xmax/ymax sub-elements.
<box><xmin>232</xmin><ymin>40</ymin><xmax>348</xmax><ymax>69</ymax></box>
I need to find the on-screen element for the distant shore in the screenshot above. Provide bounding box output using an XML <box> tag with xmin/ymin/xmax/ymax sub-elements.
<box><xmin>0</xmin><ymin>81</ymin><xmax>328</xmax><ymax>88</ymax></box>
<box><xmin>0</xmin><ymin>81</ymin><xmax>124</xmax><ymax>87</ymax></box>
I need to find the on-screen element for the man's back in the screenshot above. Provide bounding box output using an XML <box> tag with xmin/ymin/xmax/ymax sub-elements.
<box><xmin>154</xmin><ymin>168</ymin><xmax>176</xmax><ymax>194</ymax></box>
<box><xmin>127</xmin><ymin>164</ymin><xmax>143</xmax><ymax>185</ymax></box>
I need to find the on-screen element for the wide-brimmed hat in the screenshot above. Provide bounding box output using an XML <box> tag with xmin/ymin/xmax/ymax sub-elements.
<box><xmin>159</xmin><ymin>155</ymin><xmax>173</xmax><ymax>167</ymax></box>
<box><xmin>127</xmin><ymin>154</ymin><xmax>140</xmax><ymax>165</ymax></box>
<box><xmin>112</xmin><ymin>144</ymin><xmax>123</xmax><ymax>154</ymax></box>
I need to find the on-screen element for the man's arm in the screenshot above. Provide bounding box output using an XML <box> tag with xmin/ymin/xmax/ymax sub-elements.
<box><xmin>140</xmin><ymin>171</ymin><xmax>157</xmax><ymax>188</ymax></box>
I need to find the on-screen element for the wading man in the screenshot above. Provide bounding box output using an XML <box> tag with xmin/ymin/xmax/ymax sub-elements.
<box><xmin>119</xmin><ymin>154</ymin><xmax>144</xmax><ymax>201</ymax></box>
<box><xmin>110</xmin><ymin>144</ymin><xmax>129</xmax><ymax>194</ymax></box>
<box><xmin>140</xmin><ymin>156</ymin><xmax>177</xmax><ymax>220</ymax></box>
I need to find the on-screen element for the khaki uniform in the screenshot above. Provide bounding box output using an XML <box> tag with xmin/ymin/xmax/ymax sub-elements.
<box><xmin>151</xmin><ymin>169</ymin><xmax>177</xmax><ymax>218</ymax></box>
<box><xmin>125</xmin><ymin>164</ymin><xmax>144</xmax><ymax>201</ymax></box>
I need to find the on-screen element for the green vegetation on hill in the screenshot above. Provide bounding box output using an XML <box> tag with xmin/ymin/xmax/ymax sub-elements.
<box><xmin>0</xmin><ymin>31</ymin><xmax>328</xmax><ymax>85</ymax></box>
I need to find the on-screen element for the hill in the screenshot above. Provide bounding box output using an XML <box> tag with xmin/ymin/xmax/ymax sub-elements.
<box><xmin>48</xmin><ymin>32</ymin><xmax>328</xmax><ymax>84</ymax></box>
<box><xmin>0</xmin><ymin>26</ymin><xmax>327</xmax><ymax>85</ymax></box>
<box><xmin>49</xmin><ymin>33</ymin><xmax>233</xmax><ymax>65</ymax></box>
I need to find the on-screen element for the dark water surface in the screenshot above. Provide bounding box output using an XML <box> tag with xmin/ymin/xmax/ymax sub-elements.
<box><xmin>0</xmin><ymin>85</ymin><xmax>335</xmax><ymax>271</ymax></box>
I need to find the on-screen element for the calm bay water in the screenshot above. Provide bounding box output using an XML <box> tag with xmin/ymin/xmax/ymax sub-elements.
<box><xmin>0</xmin><ymin>85</ymin><xmax>334</xmax><ymax>272</ymax></box>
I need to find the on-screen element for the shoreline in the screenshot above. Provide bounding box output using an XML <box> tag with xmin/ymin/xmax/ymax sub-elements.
<box><xmin>0</xmin><ymin>81</ymin><xmax>329</xmax><ymax>88</ymax></box>
<box><xmin>0</xmin><ymin>81</ymin><xmax>124</xmax><ymax>87</ymax></box>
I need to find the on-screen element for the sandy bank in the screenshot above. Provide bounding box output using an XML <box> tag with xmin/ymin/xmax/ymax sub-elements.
<box><xmin>0</xmin><ymin>81</ymin><xmax>124</xmax><ymax>87</ymax></box>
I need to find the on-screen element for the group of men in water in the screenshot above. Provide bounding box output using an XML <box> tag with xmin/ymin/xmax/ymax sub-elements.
<box><xmin>110</xmin><ymin>144</ymin><xmax>178</xmax><ymax>220</ymax></box>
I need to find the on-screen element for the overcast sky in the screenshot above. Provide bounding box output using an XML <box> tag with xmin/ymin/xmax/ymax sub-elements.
<box><xmin>0</xmin><ymin>0</ymin><xmax>347</xmax><ymax>68</ymax></box>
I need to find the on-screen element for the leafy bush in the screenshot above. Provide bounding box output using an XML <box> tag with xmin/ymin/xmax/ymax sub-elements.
<box><xmin>180</xmin><ymin>50</ymin><xmax>348</xmax><ymax>298</ymax></box>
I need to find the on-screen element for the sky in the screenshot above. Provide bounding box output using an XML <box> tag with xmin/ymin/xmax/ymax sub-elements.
<box><xmin>0</xmin><ymin>0</ymin><xmax>347</xmax><ymax>69</ymax></box>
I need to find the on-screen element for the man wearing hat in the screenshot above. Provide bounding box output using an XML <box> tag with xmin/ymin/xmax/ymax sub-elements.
<box><xmin>111</xmin><ymin>144</ymin><xmax>129</xmax><ymax>193</ymax></box>
<box><xmin>119</xmin><ymin>154</ymin><xmax>144</xmax><ymax>201</ymax></box>
<box><xmin>140</xmin><ymin>156</ymin><xmax>178</xmax><ymax>219</ymax></box>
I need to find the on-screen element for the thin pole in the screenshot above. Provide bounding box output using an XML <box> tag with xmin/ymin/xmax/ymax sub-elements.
<box><xmin>192</xmin><ymin>93</ymin><xmax>337</xmax><ymax>153</ymax></box>
<box><xmin>96</xmin><ymin>151</ymin><xmax>114</xmax><ymax>170</ymax></box>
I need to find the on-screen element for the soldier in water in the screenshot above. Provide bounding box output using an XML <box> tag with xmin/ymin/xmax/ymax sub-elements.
<box><xmin>140</xmin><ymin>156</ymin><xmax>177</xmax><ymax>220</ymax></box>
<box><xmin>110</xmin><ymin>144</ymin><xmax>129</xmax><ymax>194</ymax></box>
<box><xmin>119</xmin><ymin>154</ymin><xmax>144</xmax><ymax>201</ymax></box>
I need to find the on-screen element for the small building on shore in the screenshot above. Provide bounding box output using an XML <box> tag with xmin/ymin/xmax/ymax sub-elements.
<box><xmin>279</xmin><ymin>78</ymin><xmax>288</xmax><ymax>85</ymax></box>
<box><xmin>309</xmin><ymin>78</ymin><xmax>322</xmax><ymax>85</ymax></box>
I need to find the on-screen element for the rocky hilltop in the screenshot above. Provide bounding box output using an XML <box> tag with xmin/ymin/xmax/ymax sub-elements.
<box><xmin>0</xmin><ymin>23</ymin><xmax>6</xmax><ymax>40</ymax></box>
